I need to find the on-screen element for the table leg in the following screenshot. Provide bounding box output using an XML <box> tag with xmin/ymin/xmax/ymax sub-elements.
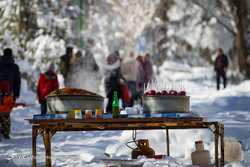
<box><xmin>220</xmin><ymin>126</ymin><xmax>224</xmax><ymax>166</ymax></box>
<box><xmin>166</xmin><ymin>129</ymin><xmax>170</xmax><ymax>156</ymax></box>
<box><xmin>45</xmin><ymin>129</ymin><xmax>51</xmax><ymax>167</ymax></box>
<box><xmin>215</xmin><ymin>125</ymin><xmax>219</xmax><ymax>167</ymax></box>
<box><xmin>32</xmin><ymin>126</ymin><xmax>38</xmax><ymax>167</ymax></box>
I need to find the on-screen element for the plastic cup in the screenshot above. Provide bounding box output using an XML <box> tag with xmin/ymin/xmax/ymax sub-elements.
<box><xmin>95</xmin><ymin>109</ymin><xmax>103</xmax><ymax>118</ymax></box>
<box><xmin>85</xmin><ymin>110</ymin><xmax>92</xmax><ymax>119</ymax></box>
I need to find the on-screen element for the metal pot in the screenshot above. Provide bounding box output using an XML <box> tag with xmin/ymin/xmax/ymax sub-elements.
<box><xmin>46</xmin><ymin>94</ymin><xmax>104</xmax><ymax>114</ymax></box>
<box><xmin>143</xmin><ymin>95</ymin><xmax>190</xmax><ymax>114</ymax></box>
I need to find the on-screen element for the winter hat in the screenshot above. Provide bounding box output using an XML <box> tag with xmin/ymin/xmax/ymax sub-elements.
<box><xmin>107</xmin><ymin>54</ymin><xmax>117</xmax><ymax>65</ymax></box>
<box><xmin>0</xmin><ymin>81</ymin><xmax>10</xmax><ymax>92</ymax></box>
<box><xmin>75</xmin><ymin>50</ymin><xmax>83</xmax><ymax>59</ymax></box>
<box><xmin>4</xmin><ymin>48</ymin><xmax>12</xmax><ymax>56</ymax></box>
<box><xmin>66</xmin><ymin>47</ymin><xmax>73</xmax><ymax>55</ymax></box>
<box><xmin>84</xmin><ymin>49</ymin><xmax>93</xmax><ymax>59</ymax></box>
<box><xmin>46</xmin><ymin>62</ymin><xmax>55</xmax><ymax>71</ymax></box>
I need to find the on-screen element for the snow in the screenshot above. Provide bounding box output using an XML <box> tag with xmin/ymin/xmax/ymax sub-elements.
<box><xmin>0</xmin><ymin>1</ymin><xmax>248</xmax><ymax>166</ymax></box>
<box><xmin>1</xmin><ymin>63</ymin><xmax>250</xmax><ymax>167</ymax></box>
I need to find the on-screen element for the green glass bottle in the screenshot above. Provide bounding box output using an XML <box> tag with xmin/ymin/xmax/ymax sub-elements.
<box><xmin>112</xmin><ymin>91</ymin><xmax>119</xmax><ymax>118</ymax></box>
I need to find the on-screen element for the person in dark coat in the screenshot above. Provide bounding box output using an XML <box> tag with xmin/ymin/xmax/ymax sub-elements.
<box><xmin>60</xmin><ymin>47</ymin><xmax>73</xmax><ymax>87</ymax></box>
<box><xmin>0</xmin><ymin>48</ymin><xmax>21</xmax><ymax>102</ymax></box>
<box><xmin>104</xmin><ymin>54</ymin><xmax>123</xmax><ymax>114</ymax></box>
<box><xmin>37</xmin><ymin>62</ymin><xmax>59</xmax><ymax>114</ymax></box>
<box><xmin>0</xmin><ymin>48</ymin><xmax>21</xmax><ymax>139</ymax></box>
<box><xmin>214</xmin><ymin>48</ymin><xmax>228</xmax><ymax>90</ymax></box>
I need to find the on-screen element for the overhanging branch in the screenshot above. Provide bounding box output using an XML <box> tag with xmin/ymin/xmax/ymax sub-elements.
<box><xmin>192</xmin><ymin>0</ymin><xmax>236</xmax><ymax>37</ymax></box>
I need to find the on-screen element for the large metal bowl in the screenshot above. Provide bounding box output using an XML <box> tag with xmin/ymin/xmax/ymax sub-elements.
<box><xmin>46</xmin><ymin>94</ymin><xmax>104</xmax><ymax>114</ymax></box>
<box><xmin>143</xmin><ymin>95</ymin><xmax>190</xmax><ymax>114</ymax></box>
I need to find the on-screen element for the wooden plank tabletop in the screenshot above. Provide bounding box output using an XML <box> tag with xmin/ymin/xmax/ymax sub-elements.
<box><xmin>27</xmin><ymin>117</ymin><xmax>204</xmax><ymax>124</ymax></box>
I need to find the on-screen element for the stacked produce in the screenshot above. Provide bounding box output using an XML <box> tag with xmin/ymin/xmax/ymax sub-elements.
<box><xmin>47</xmin><ymin>88</ymin><xmax>102</xmax><ymax>97</ymax></box>
<box><xmin>144</xmin><ymin>80</ymin><xmax>186</xmax><ymax>96</ymax></box>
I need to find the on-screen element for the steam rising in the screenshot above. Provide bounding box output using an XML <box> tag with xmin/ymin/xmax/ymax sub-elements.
<box><xmin>69</xmin><ymin>68</ymin><xmax>101</xmax><ymax>94</ymax></box>
<box><xmin>68</xmin><ymin>50</ymin><xmax>101</xmax><ymax>94</ymax></box>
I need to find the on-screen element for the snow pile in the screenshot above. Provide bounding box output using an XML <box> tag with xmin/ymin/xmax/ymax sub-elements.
<box><xmin>159</xmin><ymin>61</ymin><xmax>213</xmax><ymax>82</ymax></box>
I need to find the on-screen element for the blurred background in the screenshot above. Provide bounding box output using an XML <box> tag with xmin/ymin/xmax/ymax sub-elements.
<box><xmin>0</xmin><ymin>0</ymin><xmax>249</xmax><ymax>92</ymax></box>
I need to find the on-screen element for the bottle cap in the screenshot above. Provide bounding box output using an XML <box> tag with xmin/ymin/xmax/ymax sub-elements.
<box><xmin>114</xmin><ymin>91</ymin><xmax>117</xmax><ymax>94</ymax></box>
<box><xmin>95</xmin><ymin>109</ymin><xmax>102</xmax><ymax>112</ymax></box>
<box><xmin>195</xmin><ymin>141</ymin><xmax>203</xmax><ymax>144</ymax></box>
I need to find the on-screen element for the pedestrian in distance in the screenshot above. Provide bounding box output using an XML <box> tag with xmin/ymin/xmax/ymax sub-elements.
<box><xmin>0</xmin><ymin>48</ymin><xmax>21</xmax><ymax>139</ymax></box>
<box><xmin>121</xmin><ymin>52</ymin><xmax>139</xmax><ymax>107</ymax></box>
<box><xmin>0</xmin><ymin>48</ymin><xmax>21</xmax><ymax>102</ymax></box>
<box><xmin>214</xmin><ymin>48</ymin><xmax>228</xmax><ymax>90</ymax></box>
<box><xmin>139</xmin><ymin>53</ymin><xmax>155</xmax><ymax>86</ymax></box>
<box><xmin>60</xmin><ymin>47</ymin><xmax>73</xmax><ymax>87</ymax></box>
<box><xmin>37</xmin><ymin>62</ymin><xmax>59</xmax><ymax>114</ymax></box>
<box><xmin>136</xmin><ymin>55</ymin><xmax>144</xmax><ymax>105</ymax></box>
<box><xmin>104</xmin><ymin>54</ymin><xmax>124</xmax><ymax>114</ymax></box>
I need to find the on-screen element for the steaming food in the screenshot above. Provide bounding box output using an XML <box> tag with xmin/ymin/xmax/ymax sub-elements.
<box><xmin>48</xmin><ymin>88</ymin><xmax>102</xmax><ymax>97</ymax></box>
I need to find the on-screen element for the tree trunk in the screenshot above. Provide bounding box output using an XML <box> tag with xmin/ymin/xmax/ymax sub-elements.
<box><xmin>234</xmin><ymin>0</ymin><xmax>250</xmax><ymax>78</ymax></box>
<box><xmin>18</xmin><ymin>0</ymin><xmax>26</xmax><ymax>38</ymax></box>
<box><xmin>154</xmin><ymin>0</ymin><xmax>169</xmax><ymax>64</ymax></box>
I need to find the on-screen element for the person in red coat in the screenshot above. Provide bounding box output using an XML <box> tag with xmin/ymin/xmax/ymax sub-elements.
<box><xmin>37</xmin><ymin>62</ymin><xmax>59</xmax><ymax>114</ymax></box>
<box><xmin>139</xmin><ymin>53</ymin><xmax>154</xmax><ymax>86</ymax></box>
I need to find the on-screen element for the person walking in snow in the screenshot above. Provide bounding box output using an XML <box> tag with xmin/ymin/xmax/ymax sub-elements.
<box><xmin>136</xmin><ymin>55</ymin><xmax>144</xmax><ymax>105</ymax></box>
<box><xmin>139</xmin><ymin>53</ymin><xmax>154</xmax><ymax>86</ymax></box>
<box><xmin>60</xmin><ymin>47</ymin><xmax>73</xmax><ymax>87</ymax></box>
<box><xmin>104</xmin><ymin>54</ymin><xmax>123</xmax><ymax>114</ymax></box>
<box><xmin>121</xmin><ymin>52</ymin><xmax>139</xmax><ymax>107</ymax></box>
<box><xmin>0</xmin><ymin>48</ymin><xmax>21</xmax><ymax>102</ymax></box>
<box><xmin>37</xmin><ymin>62</ymin><xmax>59</xmax><ymax>114</ymax></box>
<box><xmin>0</xmin><ymin>48</ymin><xmax>21</xmax><ymax>139</ymax></box>
<box><xmin>0</xmin><ymin>81</ymin><xmax>20</xmax><ymax>140</ymax></box>
<box><xmin>214</xmin><ymin>48</ymin><xmax>228</xmax><ymax>90</ymax></box>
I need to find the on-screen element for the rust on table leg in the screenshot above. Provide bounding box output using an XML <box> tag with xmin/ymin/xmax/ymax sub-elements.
<box><xmin>214</xmin><ymin>125</ymin><xmax>219</xmax><ymax>167</ymax></box>
<box><xmin>220</xmin><ymin>126</ymin><xmax>224</xmax><ymax>166</ymax></box>
<box><xmin>32</xmin><ymin>126</ymin><xmax>38</xmax><ymax>167</ymax></box>
<box><xmin>45</xmin><ymin>128</ymin><xmax>51</xmax><ymax>167</ymax></box>
<box><xmin>166</xmin><ymin>128</ymin><xmax>170</xmax><ymax>156</ymax></box>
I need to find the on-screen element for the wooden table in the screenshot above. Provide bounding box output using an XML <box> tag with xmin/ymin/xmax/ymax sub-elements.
<box><xmin>27</xmin><ymin>117</ymin><xmax>224</xmax><ymax>167</ymax></box>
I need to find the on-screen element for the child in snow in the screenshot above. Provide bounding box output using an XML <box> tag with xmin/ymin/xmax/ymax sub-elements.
<box><xmin>0</xmin><ymin>81</ymin><xmax>19</xmax><ymax>139</ymax></box>
<box><xmin>37</xmin><ymin>62</ymin><xmax>59</xmax><ymax>114</ymax></box>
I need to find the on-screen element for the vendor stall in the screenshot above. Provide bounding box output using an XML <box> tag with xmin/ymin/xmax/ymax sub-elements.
<box><xmin>27</xmin><ymin>117</ymin><xmax>224</xmax><ymax>167</ymax></box>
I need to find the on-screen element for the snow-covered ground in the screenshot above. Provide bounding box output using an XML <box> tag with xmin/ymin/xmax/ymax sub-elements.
<box><xmin>0</xmin><ymin>64</ymin><xmax>250</xmax><ymax>167</ymax></box>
